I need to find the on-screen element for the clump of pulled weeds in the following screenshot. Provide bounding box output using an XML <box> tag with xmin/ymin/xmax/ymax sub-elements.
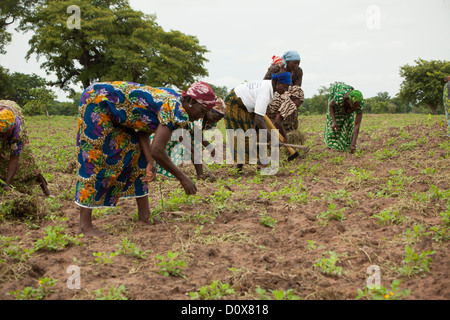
<box><xmin>0</xmin><ymin>189</ymin><xmax>47</xmax><ymax>220</ymax></box>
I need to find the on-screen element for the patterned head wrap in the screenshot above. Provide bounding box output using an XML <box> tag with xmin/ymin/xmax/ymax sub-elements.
<box><xmin>0</xmin><ymin>108</ymin><xmax>15</xmax><ymax>133</ymax></box>
<box><xmin>212</xmin><ymin>97</ymin><xmax>226</xmax><ymax>115</ymax></box>
<box><xmin>282</xmin><ymin>50</ymin><xmax>301</xmax><ymax>68</ymax></box>
<box><xmin>272</xmin><ymin>55</ymin><xmax>283</xmax><ymax>65</ymax></box>
<box><xmin>182</xmin><ymin>81</ymin><xmax>217</xmax><ymax>109</ymax></box>
<box><xmin>272</xmin><ymin>72</ymin><xmax>292</xmax><ymax>85</ymax></box>
<box><xmin>349</xmin><ymin>90</ymin><xmax>364</xmax><ymax>104</ymax></box>
<box><xmin>287</xmin><ymin>85</ymin><xmax>304</xmax><ymax>100</ymax></box>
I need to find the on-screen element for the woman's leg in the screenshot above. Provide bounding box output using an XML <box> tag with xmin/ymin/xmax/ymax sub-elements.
<box><xmin>136</xmin><ymin>195</ymin><xmax>158</xmax><ymax>224</ymax></box>
<box><xmin>445</xmin><ymin>109</ymin><xmax>450</xmax><ymax>137</ymax></box>
<box><xmin>78</xmin><ymin>207</ymin><xmax>106</xmax><ymax>237</ymax></box>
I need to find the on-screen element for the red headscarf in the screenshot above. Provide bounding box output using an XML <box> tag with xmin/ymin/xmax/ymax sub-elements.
<box><xmin>182</xmin><ymin>81</ymin><xmax>217</xmax><ymax>109</ymax></box>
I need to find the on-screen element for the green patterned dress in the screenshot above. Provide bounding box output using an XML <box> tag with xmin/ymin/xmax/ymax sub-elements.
<box><xmin>324</xmin><ymin>82</ymin><xmax>364</xmax><ymax>151</ymax></box>
<box><xmin>444</xmin><ymin>82</ymin><xmax>450</xmax><ymax>137</ymax></box>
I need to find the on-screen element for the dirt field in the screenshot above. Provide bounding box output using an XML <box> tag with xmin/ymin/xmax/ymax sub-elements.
<box><xmin>0</xmin><ymin>114</ymin><xmax>449</xmax><ymax>301</ymax></box>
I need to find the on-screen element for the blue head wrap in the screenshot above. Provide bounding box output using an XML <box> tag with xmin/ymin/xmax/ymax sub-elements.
<box><xmin>282</xmin><ymin>51</ymin><xmax>301</xmax><ymax>68</ymax></box>
<box><xmin>271</xmin><ymin>72</ymin><xmax>292</xmax><ymax>85</ymax></box>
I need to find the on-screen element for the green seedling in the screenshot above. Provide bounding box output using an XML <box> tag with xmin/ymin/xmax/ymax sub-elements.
<box><xmin>317</xmin><ymin>203</ymin><xmax>347</xmax><ymax>225</ymax></box>
<box><xmin>314</xmin><ymin>251</ymin><xmax>346</xmax><ymax>276</ymax></box>
<box><xmin>430</xmin><ymin>207</ymin><xmax>450</xmax><ymax>243</ymax></box>
<box><xmin>259</xmin><ymin>212</ymin><xmax>278</xmax><ymax>229</ymax></box>
<box><xmin>330</xmin><ymin>156</ymin><xmax>344</xmax><ymax>165</ymax></box>
<box><xmin>345</xmin><ymin>167</ymin><xmax>375</xmax><ymax>188</ymax></box>
<box><xmin>373</xmin><ymin>210</ymin><xmax>407</xmax><ymax>226</ymax></box>
<box><xmin>399</xmin><ymin>246</ymin><xmax>436</xmax><ymax>277</ymax></box>
<box><xmin>90</xmin><ymin>251</ymin><xmax>118</xmax><ymax>265</ymax></box>
<box><xmin>34</xmin><ymin>225</ymin><xmax>83</xmax><ymax>251</ymax></box>
<box><xmin>356</xmin><ymin>279</ymin><xmax>411</xmax><ymax>300</ymax></box>
<box><xmin>92</xmin><ymin>285</ymin><xmax>128</xmax><ymax>300</ymax></box>
<box><xmin>7</xmin><ymin>277</ymin><xmax>57</xmax><ymax>300</ymax></box>
<box><xmin>306</xmin><ymin>240</ymin><xmax>323</xmax><ymax>251</ymax></box>
<box><xmin>374</xmin><ymin>148</ymin><xmax>399</xmax><ymax>160</ymax></box>
<box><xmin>156</xmin><ymin>251</ymin><xmax>187</xmax><ymax>279</ymax></box>
<box><xmin>399</xmin><ymin>141</ymin><xmax>417</xmax><ymax>151</ymax></box>
<box><xmin>189</xmin><ymin>281</ymin><xmax>235</xmax><ymax>300</ymax></box>
<box><xmin>115</xmin><ymin>237</ymin><xmax>150</xmax><ymax>259</ymax></box>
<box><xmin>255</xmin><ymin>286</ymin><xmax>301</xmax><ymax>300</ymax></box>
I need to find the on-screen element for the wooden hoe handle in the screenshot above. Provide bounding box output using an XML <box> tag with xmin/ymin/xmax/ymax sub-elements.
<box><xmin>263</xmin><ymin>115</ymin><xmax>297</xmax><ymax>156</ymax></box>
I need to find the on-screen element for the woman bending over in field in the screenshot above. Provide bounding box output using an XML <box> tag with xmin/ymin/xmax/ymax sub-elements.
<box><xmin>224</xmin><ymin>72</ymin><xmax>292</xmax><ymax>172</ymax></box>
<box><xmin>443</xmin><ymin>76</ymin><xmax>450</xmax><ymax>138</ymax></box>
<box><xmin>265</xmin><ymin>85</ymin><xmax>305</xmax><ymax>142</ymax></box>
<box><xmin>324</xmin><ymin>82</ymin><xmax>364</xmax><ymax>154</ymax></box>
<box><xmin>149</xmin><ymin>94</ymin><xmax>226</xmax><ymax>181</ymax></box>
<box><xmin>0</xmin><ymin>100</ymin><xmax>50</xmax><ymax>196</ymax></box>
<box><xmin>75</xmin><ymin>81</ymin><xmax>217</xmax><ymax>237</ymax></box>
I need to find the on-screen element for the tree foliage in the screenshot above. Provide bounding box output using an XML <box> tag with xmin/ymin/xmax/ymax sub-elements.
<box><xmin>0</xmin><ymin>0</ymin><xmax>43</xmax><ymax>53</ymax></box>
<box><xmin>0</xmin><ymin>66</ymin><xmax>13</xmax><ymax>98</ymax></box>
<box><xmin>399</xmin><ymin>59</ymin><xmax>450</xmax><ymax>115</ymax></box>
<box><xmin>209</xmin><ymin>84</ymin><xmax>229</xmax><ymax>99</ymax></box>
<box><xmin>8</xmin><ymin>72</ymin><xmax>48</xmax><ymax>106</ymax></box>
<box><xmin>20</xmin><ymin>0</ymin><xmax>209</xmax><ymax>92</ymax></box>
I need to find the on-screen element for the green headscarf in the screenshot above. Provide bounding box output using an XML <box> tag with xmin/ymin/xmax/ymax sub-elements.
<box><xmin>349</xmin><ymin>90</ymin><xmax>363</xmax><ymax>104</ymax></box>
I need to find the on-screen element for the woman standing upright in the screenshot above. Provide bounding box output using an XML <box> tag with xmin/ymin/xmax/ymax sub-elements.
<box><xmin>75</xmin><ymin>81</ymin><xmax>217</xmax><ymax>236</ymax></box>
<box><xmin>264</xmin><ymin>51</ymin><xmax>303</xmax><ymax>87</ymax></box>
<box><xmin>264</xmin><ymin>51</ymin><xmax>303</xmax><ymax>132</ymax></box>
<box><xmin>324</xmin><ymin>82</ymin><xmax>364</xmax><ymax>154</ymax></box>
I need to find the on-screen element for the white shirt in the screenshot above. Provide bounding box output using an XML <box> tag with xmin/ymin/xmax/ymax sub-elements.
<box><xmin>234</xmin><ymin>80</ymin><xmax>274</xmax><ymax>116</ymax></box>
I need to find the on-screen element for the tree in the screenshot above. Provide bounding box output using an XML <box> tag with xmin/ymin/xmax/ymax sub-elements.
<box><xmin>0</xmin><ymin>66</ymin><xmax>13</xmax><ymax>99</ymax></box>
<box><xmin>307</xmin><ymin>85</ymin><xmax>330</xmax><ymax>114</ymax></box>
<box><xmin>8</xmin><ymin>72</ymin><xmax>48</xmax><ymax>106</ymax></box>
<box><xmin>399</xmin><ymin>59</ymin><xmax>450</xmax><ymax>115</ymax></box>
<box><xmin>21</xmin><ymin>0</ymin><xmax>209</xmax><ymax>92</ymax></box>
<box><xmin>209</xmin><ymin>84</ymin><xmax>229</xmax><ymax>99</ymax></box>
<box><xmin>366</xmin><ymin>92</ymin><xmax>391</xmax><ymax>114</ymax></box>
<box><xmin>0</xmin><ymin>0</ymin><xmax>43</xmax><ymax>53</ymax></box>
<box><xmin>23</xmin><ymin>87</ymin><xmax>56</xmax><ymax>130</ymax></box>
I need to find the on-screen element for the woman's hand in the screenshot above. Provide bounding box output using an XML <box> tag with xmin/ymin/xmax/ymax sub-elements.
<box><xmin>350</xmin><ymin>145</ymin><xmax>357</xmax><ymax>154</ymax></box>
<box><xmin>141</xmin><ymin>161</ymin><xmax>157</xmax><ymax>183</ymax></box>
<box><xmin>180</xmin><ymin>177</ymin><xmax>197</xmax><ymax>195</ymax></box>
<box><xmin>332</xmin><ymin>121</ymin><xmax>339</xmax><ymax>133</ymax></box>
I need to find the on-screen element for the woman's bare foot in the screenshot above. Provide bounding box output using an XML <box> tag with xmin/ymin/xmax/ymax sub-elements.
<box><xmin>78</xmin><ymin>207</ymin><xmax>106</xmax><ymax>237</ymax></box>
<box><xmin>77</xmin><ymin>225</ymin><xmax>107</xmax><ymax>237</ymax></box>
<box><xmin>137</xmin><ymin>216</ymin><xmax>162</xmax><ymax>226</ymax></box>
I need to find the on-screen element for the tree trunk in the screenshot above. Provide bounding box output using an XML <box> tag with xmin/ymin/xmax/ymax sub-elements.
<box><xmin>43</xmin><ymin>104</ymin><xmax>50</xmax><ymax>131</ymax></box>
<box><xmin>429</xmin><ymin>104</ymin><xmax>438</xmax><ymax>115</ymax></box>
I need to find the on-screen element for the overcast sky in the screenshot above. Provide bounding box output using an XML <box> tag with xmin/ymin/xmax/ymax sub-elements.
<box><xmin>1</xmin><ymin>0</ymin><xmax>450</xmax><ymax>101</ymax></box>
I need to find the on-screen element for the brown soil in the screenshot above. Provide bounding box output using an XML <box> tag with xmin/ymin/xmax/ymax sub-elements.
<box><xmin>0</xmin><ymin>115</ymin><xmax>449</xmax><ymax>301</ymax></box>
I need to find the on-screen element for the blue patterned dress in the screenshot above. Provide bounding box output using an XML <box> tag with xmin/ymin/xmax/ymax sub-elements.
<box><xmin>75</xmin><ymin>81</ymin><xmax>189</xmax><ymax>208</ymax></box>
